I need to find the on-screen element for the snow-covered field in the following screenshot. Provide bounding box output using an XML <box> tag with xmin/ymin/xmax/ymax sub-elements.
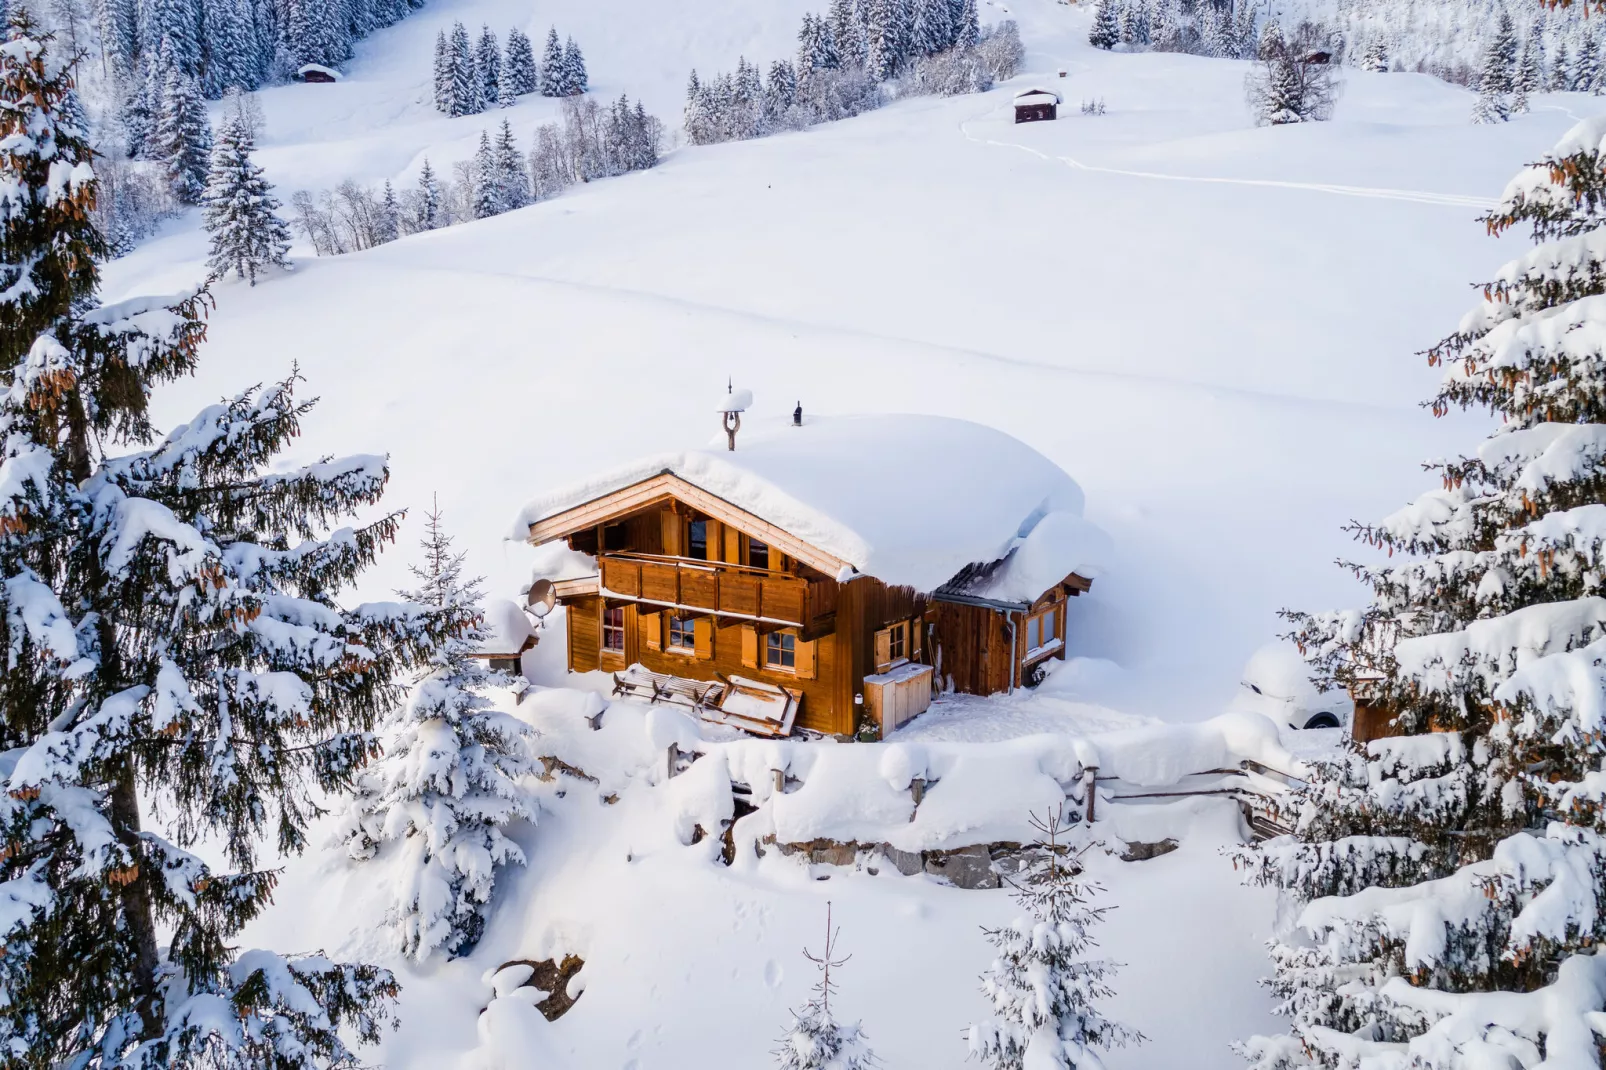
<box><xmin>96</xmin><ymin>0</ymin><xmax>1599</xmax><ymax>1065</ymax></box>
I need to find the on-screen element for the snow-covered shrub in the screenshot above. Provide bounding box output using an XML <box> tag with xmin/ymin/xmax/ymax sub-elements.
<box><xmin>1234</xmin><ymin>114</ymin><xmax>1606</xmax><ymax>1068</ymax></box>
<box><xmin>975</xmin><ymin>21</ymin><xmax>1024</xmax><ymax>82</ymax></box>
<box><xmin>775</xmin><ymin>906</ymin><xmax>877</xmax><ymax>1070</ymax></box>
<box><xmin>340</xmin><ymin>503</ymin><xmax>536</xmax><ymax>960</ymax></box>
<box><xmin>967</xmin><ymin>815</ymin><xmax>1141</xmax><ymax>1070</ymax></box>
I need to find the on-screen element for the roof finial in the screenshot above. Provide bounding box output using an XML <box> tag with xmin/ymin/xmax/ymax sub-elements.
<box><xmin>717</xmin><ymin>382</ymin><xmax>751</xmax><ymax>451</ymax></box>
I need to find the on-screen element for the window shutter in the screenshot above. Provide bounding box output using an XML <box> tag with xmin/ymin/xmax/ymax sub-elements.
<box><xmin>873</xmin><ymin>628</ymin><xmax>891</xmax><ymax>673</ymax></box>
<box><xmin>694</xmin><ymin>617</ymin><xmax>714</xmax><ymax>660</ymax></box>
<box><xmin>661</xmin><ymin>509</ymin><xmax>681</xmax><ymax>556</ymax></box>
<box><xmin>645</xmin><ymin>611</ymin><xmax>661</xmax><ymax>651</ymax></box>
<box><xmin>741</xmin><ymin>625</ymin><xmax>758</xmax><ymax>668</ymax></box>
<box><xmin>768</xmin><ymin>545</ymin><xmax>783</xmax><ymax>572</ymax></box>
<box><xmin>797</xmin><ymin>637</ymin><xmax>817</xmax><ymax>680</ymax></box>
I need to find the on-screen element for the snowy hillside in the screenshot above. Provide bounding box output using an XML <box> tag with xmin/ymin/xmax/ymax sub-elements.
<box><xmin>81</xmin><ymin>0</ymin><xmax>1605</xmax><ymax>1065</ymax></box>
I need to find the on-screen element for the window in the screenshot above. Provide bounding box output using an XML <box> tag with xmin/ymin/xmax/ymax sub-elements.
<box><xmin>1025</xmin><ymin>605</ymin><xmax>1060</xmax><ymax>656</ymax></box>
<box><xmin>748</xmin><ymin>537</ymin><xmax>770</xmax><ymax>569</ymax></box>
<box><xmin>686</xmin><ymin>520</ymin><xmax>708</xmax><ymax>560</ymax></box>
<box><xmin>602</xmin><ymin>606</ymin><xmax>625</xmax><ymax>652</ymax></box>
<box><xmin>766</xmin><ymin>630</ymin><xmax>796</xmax><ymax>669</ymax></box>
<box><xmin>668</xmin><ymin>614</ymin><xmax>696</xmax><ymax>651</ymax></box>
<box><xmin>888</xmin><ymin>621</ymin><xmax>906</xmax><ymax>662</ymax></box>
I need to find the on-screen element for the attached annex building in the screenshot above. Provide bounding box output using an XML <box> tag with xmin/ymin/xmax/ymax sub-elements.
<box><xmin>513</xmin><ymin>414</ymin><xmax>1107</xmax><ymax>738</ymax></box>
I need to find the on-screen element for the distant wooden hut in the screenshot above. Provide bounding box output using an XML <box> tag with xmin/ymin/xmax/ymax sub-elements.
<box><xmin>296</xmin><ymin>63</ymin><xmax>340</xmax><ymax>83</ymax></box>
<box><xmin>1013</xmin><ymin>88</ymin><xmax>1060</xmax><ymax>123</ymax></box>
<box><xmin>1303</xmin><ymin>50</ymin><xmax>1332</xmax><ymax>65</ymax></box>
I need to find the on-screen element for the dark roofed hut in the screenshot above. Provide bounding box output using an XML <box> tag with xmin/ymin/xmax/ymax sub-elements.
<box><xmin>1013</xmin><ymin>89</ymin><xmax>1060</xmax><ymax>124</ymax></box>
<box><xmin>296</xmin><ymin>63</ymin><xmax>340</xmax><ymax>83</ymax></box>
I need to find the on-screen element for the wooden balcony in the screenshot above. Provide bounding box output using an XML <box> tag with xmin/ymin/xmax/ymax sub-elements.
<box><xmin>599</xmin><ymin>553</ymin><xmax>837</xmax><ymax>631</ymax></box>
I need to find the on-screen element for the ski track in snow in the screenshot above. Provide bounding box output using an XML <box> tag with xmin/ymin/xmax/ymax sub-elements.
<box><xmin>381</xmin><ymin>257</ymin><xmax>1417</xmax><ymax>415</ymax></box>
<box><xmin>957</xmin><ymin>106</ymin><xmax>1500</xmax><ymax>210</ymax></box>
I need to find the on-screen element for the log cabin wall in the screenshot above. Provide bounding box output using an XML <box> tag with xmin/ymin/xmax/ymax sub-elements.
<box><xmin>564</xmin><ymin>594</ymin><xmax>852</xmax><ymax>736</ymax></box>
<box><xmin>930</xmin><ymin>601</ymin><xmax>1015</xmax><ymax>695</ymax></box>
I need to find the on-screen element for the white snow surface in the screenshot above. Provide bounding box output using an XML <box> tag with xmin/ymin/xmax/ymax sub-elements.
<box><xmin>513</xmin><ymin>413</ymin><xmax>1092</xmax><ymax>593</ymax></box>
<box><xmin>93</xmin><ymin>0</ymin><xmax>1606</xmax><ymax>1063</ymax></box>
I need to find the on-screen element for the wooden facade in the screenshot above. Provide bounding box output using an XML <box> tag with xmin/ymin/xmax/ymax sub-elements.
<box><xmin>529</xmin><ymin>473</ymin><xmax>1090</xmax><ymax>738</ymax></box>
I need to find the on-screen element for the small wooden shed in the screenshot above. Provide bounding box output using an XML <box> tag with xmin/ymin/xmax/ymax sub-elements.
<box><xmin>296</xmin><ymin>63</ymin><xmax>340</xmax><ymax>83</ymax></box>
<box><xmin>1013</xmin><ymin>88</ymin><xmax>1060</xmax><ymax>124</ymax></box>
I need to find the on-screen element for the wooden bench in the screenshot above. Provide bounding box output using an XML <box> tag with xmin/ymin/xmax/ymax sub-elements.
<box><xmin>611</xmin><ymin>666</ymin><xmax>726</xmax><ymax>712</ymax></box>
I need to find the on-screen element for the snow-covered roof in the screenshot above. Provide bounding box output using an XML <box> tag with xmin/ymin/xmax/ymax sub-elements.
<box><xmin>511</xmin><ymin>414</ymin><xmax>1105</xmax><ymax>595</ymax></box>
<box><xmin>297</xmin><ymin>63</ymin><xmax>341</xmax><ymax>80</ymax></box>
<box><xmin>479</xmin><ymin>598</ymin><xmax>535</xmax><ymax>656</ymax></box>
<box><xmin>1013</xmin><ymin>89</ymin><xmax>1061</xmax><ymax>106</ymax></box>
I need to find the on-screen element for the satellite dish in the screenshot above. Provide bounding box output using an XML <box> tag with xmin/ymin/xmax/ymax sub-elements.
<box><xmin>526</xmin><ymin>579</ymin><xmax>557</xmax><ymax>618</ymax></box>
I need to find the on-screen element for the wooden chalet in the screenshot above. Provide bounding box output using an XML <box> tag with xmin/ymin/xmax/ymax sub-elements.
<box><xmin>513</xmin><ymin>413</ymin><xmax>1106</xmax><ymax>739</ymax></box>
<box><xmin>296</xmin><ymin>63</ymin><xmax>340</xmax><ymax>83</ymax></box>
<box><xmin>1013</xmin><ymin>89</ymin><xmax>1060</xmax><ymax>124</ymax></box>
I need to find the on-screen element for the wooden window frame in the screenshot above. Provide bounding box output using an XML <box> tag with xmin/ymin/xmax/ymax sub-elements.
<box><xmin>1023</xmin><ymin>602</ymin><xmax>1063</xmax><ymax>662</ymax></box>
<box><xmin>686</xmin><ymin>519</ymin><xmax>708</xmax><ymax>561</ymax></box>
<box><xmin>601</xmin><ymin>605</ymin><xmax>626</xmax><ymax>652</ymax></box>
<box><xmin>667</xmin><ymin>613</ymin><xmax>697</xmax><ymax>653</ymax></box>
<box><xmin>765</xmin><ymin>630</ymin><xmax>797</xmax><ymax>671</ymax></box>
<box><xmin>747</xmin><ymin>536</ymin><xmax>771</xmax><ymax>570</ymax></box>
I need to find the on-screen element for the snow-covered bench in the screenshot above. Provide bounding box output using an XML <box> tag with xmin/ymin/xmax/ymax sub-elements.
<box><xmin>611</xmin><ymin>666</ymin><xmax>726</xmax><ymax>712</ymax></box>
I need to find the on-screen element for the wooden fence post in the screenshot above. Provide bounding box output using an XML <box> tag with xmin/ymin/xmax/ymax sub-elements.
<box><xmin>1082</xmin><ymin>766</ymin><xmax>1099</xmax><ymax>824</ymax></box>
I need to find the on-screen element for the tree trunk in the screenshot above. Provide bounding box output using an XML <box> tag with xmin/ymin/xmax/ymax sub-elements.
<box><xmin>67</xmin><ymin>389</ymin><xmax>163</xmax><ymax>1039</ymax></box>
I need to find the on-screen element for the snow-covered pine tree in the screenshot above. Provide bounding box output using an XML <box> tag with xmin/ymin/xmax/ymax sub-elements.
<box><xmin>954</xmin><ymin>0</ymin><xmax>979</xmax><ymax>50</ymax></box>
<box><xmin>774</xmin><ymin>904</ymin><xmax>876</xmax><ymax>1070</ymax></box>
<box><xmin>798</xmin><ymin>13</ymin><xmax>825</xmax><ymax>74</ymax></box>
<box><xmin>1089</xmin><ymin>0</ymin><xmax>1120</xmax><ymax>50</ymax></box>
<box><xmin>475</xmin><ymin>24</ymin><xmax>499</xmax><ymax>108</ymax></box>
<box><xmin>470</xmin><ymin>127</ymin><xmax>499</xmax><ymax>217</ymax></box>
<box><xmin>829</xmin><ymin>0</ymin><xmax>865</xmax><ymax>67</ymax></box>
<box><xmin>432</xmin><ymin>28</ymin><xmax>450</xmax><ymax>112</ymax></box>
<box><xmin>415</xmin><ymin>156</ymin><xmax>442</xmax><ymax>229</ymax></box>
<box><xmin>504</xmin><ymin>27</ymin><xmax>537</xmax><ymax>96</ymax></box>
<box><xmin>1471</xmin><ymin>11</ymin><xmax>1517</xmax><ymax>123</ymax></box>
<box><xmin>201</xmin><ymin>0</ymin><xmax>260</xmax><ymax>95</ymax></box>
<box><xmin>967</xmin><ymin>813</ymin><xmax>1141</xmax><ymax>1070</ymax></box>
<box><xmin>865</xmin><ymin>0</ymin><xmax>902</xmax><ymax>81</ymax></box>
<box><xmin>1236</xmin><ymin>114</ymin><xmax>1606</xmax><ymax>1069</ymax></box>
<box><xmin>146</xmin><ymin>0</ymin><xmax>202</xmax><ymax>75</ymax></box>
<box><xmin>287</xmin><ymin>0</ymin><xmax>347</xmax><ymax>69</ymax></box>
<box><xmin>765</xmin><ymin>58</ymin><xmax>797</xmax><ymax>124</ymax></box>
<box><xmin>561</xmin><ymin>36</ymin><xmax>586</xmax><ymax>94</ymax></box>
<box><xmin>448</xmin><ymin>21</ymin><xmax>480</xmax><ymax>115</ymax></box>
<box><xmin>0</xmin><ymin>22</ymin><xmax>429</xmax><ymax>1065</ymax></box>
<box><xmin>202</xmin><ymin>114</ymin><xmax>291</xmax><ymax>284</ymax></box>
<box><xmin>1575</xmin><ymin>29</ymin><xmax>1599</xmax><ymax>91</ymax></box>
<box><xmin>493</xmin><ymin>118</ymin><xmax>529</xmax><ymax>209</ymax></box>
<box><xmin>1513</xmin><ymin>22</ymin><xmax>1542</xmax><ymax>113</ymax></box>
<box><xmin>155</xmin><ymin>42</ymin><xmax>211</xmax><ymax>203</ymax></box>
<box><xmin>910</xmin><ymin>0</ymin><xmax>945</xmax><ymax>58</ymax></box>
<box><xmin>376</xmin><ymin>179</ymin><xmax>400</xmax><ymax>242</ymax></box>
<box><xmin>338</xmin><ymin>501</ymin><xmax>534</xmax><ymax>960</ymax></box>
<box><xmin>1553</xmin><ymin>38</ymin><xmax>1573</xmax><ymax>90</ymax></box>
<box><xmin>539</xmin><ymin>26</ymin><xmax>562</xmax><ymax>95</ymax></box>
<box><xmin>0</xmin><ymin>16</ymin><xmax>99</xmax><ymax>370</ymax></box>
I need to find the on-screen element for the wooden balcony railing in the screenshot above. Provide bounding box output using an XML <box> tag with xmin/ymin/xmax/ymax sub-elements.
<box><xmin>600</xmin><ymin>553</ymin><xmax>836</xmax><ymax>628</ymax></box>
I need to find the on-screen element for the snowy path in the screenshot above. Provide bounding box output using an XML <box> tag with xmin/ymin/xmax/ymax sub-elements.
<box><xmin>957</xmin><ymin>105</ymin><xmax>1500</xmax><ymax>209</ymax></box>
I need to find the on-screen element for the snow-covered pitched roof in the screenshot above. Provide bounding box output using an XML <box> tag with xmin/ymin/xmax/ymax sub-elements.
<box><xmin>296</xmin><ymin>63</ymin><xmax>341</xmax><ymax>80</ymax></box>
<box><xmin>511</xmin><ymin>414</ymin><xmax>1104</xmax><ymax>595</ymax></box>
<box><xmin>1013</xmin><ymin>89</ymin><xmax>1061</xmax><ymax>106</ymax></box>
